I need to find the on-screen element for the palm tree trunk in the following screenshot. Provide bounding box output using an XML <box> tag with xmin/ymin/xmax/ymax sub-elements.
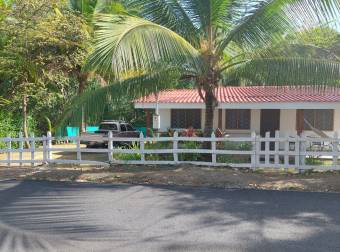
<box><xmin>76</xmin><ymin>68</ymin><xmax>90</xmax><ymax>133</ymax></box>
<box><xmin>77</xmin><ymin>71</ymin><xmax>90</xmax><ymax>95</ymax></box>
<box><xmin>203</xmin><ymin>88</ymin><xmax>216</xmax><ymax>137</ymax></box>
<box><xmin>202</xmin><ymin>87</ymin><xmax>217</xmax><ymax>161</ymax></box>
<box><xmin>22</xmin><ymin>95</ymin><xmax>30</xmax><ymax>148</ymax></box>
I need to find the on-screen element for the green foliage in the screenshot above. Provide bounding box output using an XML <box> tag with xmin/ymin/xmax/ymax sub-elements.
<box><xmin>178</xmin><ymin>141</ymin><xmax>200</xmax><ymax>162</ymax></box>
<box><xmin>0</xmin><ymin>111</ymin><xmax>21</xmax><ymax>138</ymax></box>
<box><xmin>0</xmin><ymin>0</ymin><xmax>90</xmax><ymax>135</ymax></box>
<box><xmin>218</xmin><ymin>141</ymin><xmax>252</xmax><ymax>151</ymax></box>
<box><xmin>112</xmin><ymin>142</ymin><xmax>141</xmax><ymax>161</ymax></box>
<box><xmin>305</xmin><ymin>156</ymin><xmax>324</xmax><ymax>166</ymax></box>
<box><xmin>63</xmin><ymin>0</ymin><xmax>340</xmax><ymax>134</ymax></box>
<box><xmin>145</xmin><ymin>141</ymin><xmax>173</xmax><ymax>161</ymax></box>
<box><xmin>298</xmin><ymin>27</ymin><xmax>340</xmax><ymax>50</ymax></box>
<box><xmin>217</xmin><ymin>154</ymin><xmax>250</xmax><ymax>164</ymax></box>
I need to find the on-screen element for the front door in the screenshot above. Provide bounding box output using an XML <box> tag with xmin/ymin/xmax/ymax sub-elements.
<box><xmin>261</xmin><ymin>109</ymin><xmax>280</xmax><ymax>137</ymax></box>
<box><xmin>261</xmin><ymin>109</ymin><xmax>280</xmax><ymax>150</ymax></box>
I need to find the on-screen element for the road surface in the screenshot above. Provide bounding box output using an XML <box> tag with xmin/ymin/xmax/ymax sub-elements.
<box><xmin>0</xmin><ymin>181</ymin><xmax>339</xmax><ymax>252</ymax></box>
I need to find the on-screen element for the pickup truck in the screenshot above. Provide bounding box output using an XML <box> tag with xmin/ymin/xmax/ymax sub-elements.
<box><xmin>80</xmin><ymin>120</ymin><xmax>140</xmax><ymax>148</ymax></box>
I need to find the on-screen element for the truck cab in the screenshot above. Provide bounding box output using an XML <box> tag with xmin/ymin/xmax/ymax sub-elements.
<box><xmin>81</xmin><ymin>120</ymin><xmax>139</xmax><ymax>148</ymax></box>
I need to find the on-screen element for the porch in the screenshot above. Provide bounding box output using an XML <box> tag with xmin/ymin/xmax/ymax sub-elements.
<box><xmin>143</xmin><ymin>108</ymin><xmax>340</xmax><ymax>138</ymax></box>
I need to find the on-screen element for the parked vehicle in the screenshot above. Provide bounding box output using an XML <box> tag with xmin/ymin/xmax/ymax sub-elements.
<box><xmin>81</xmin><ymin>120</ymin><xmax>139</xmax><ymax>148</ymax></box>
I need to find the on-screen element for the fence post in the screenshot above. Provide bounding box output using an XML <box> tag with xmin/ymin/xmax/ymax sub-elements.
<box><xmin>274</xmin><ymin>131</ymin><xmax>280</xmax><ymax>168</ymax></box>
<box><xmin>108</xmin><ymin>131</ymin><xmax>113</xmax><ymax>162</ymax></box>
<box><xmin>265</xmin><ymin>132</ymin><xmax>270</xmax><ymax>166</ymax></box>
<box><xmin>30</xmin><ymin>133</ymin><xmax>35</xmax><ymax>167</ymax></box>
<box><xmin>42</xmin><ymin>135</ymin><xmax>47</xmax><ymax>164</ymax></box>
<box><xmin>299</xmin><ymin>132</ymin><xmax>306</xmax><ymax>170</ymax></box>
<box><xmin>47</xmin><ymin>131</ymin><xmax>52</xmax><ymax>162</ymax></box>
<box><xmin>294</xmin><ymin>131</ymin><xmax>300</xmax><ymax>170</ymax></box>
<box><xmin>173</xmin><ymin>131</ymin><xmax>178</xmax><ymax>164</ymax></box>
<box><xmin>139</xmin><ymin>132</ymin><xmax>145</xmax><ymax>163</ymax></box>
<box><xmin>251</xmin><ymin>131</ymin><xmax>257</xmax><ymax>170</ymax></box>
<box><xmin>76</xmin><ymin>135</ymin><xmax>81</xmax><ymax>162</ymax></box>
<box><xmin>6</xmin><ymin>135</ymin><xmax>11</xmax><ymax>167</ymax></box>
<box><xmin>284</xmin><ymin>133</ymin><xmax>289</xmax><ymax>169</ymax></box>
<box><xmin>332</xmin><ymin>132</ymin><xmax>339</xmax><ymax>168</ymax></box>
<box><xmin>19</xmin><ymin>132</ymin><xmax>23</xmax><ymax>166</ymax></box>
<box><xmin>256</xmin><ymin>134</ymin><xmax>261</xmax><ymax>167</ymax></box>
<box><xmin>211</xmin><ymin>132</ymin><xmax>216</xmax><ymax>165</ymax></box>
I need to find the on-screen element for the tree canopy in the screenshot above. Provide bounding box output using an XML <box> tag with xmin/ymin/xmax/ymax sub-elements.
<box><xmin>63</xmin><ymin>0</ymin><xmax>340</xmax><ymax>135</ymax></box>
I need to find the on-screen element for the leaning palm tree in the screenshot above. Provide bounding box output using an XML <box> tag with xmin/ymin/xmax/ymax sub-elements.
<box><xmin>63</xmin><ymin>0</ymin><xmax>340</xmax><ymax>136</ymax></box>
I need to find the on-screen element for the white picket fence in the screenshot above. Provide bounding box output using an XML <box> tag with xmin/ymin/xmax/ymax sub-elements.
<box><xmin>0</xmin><ymin>131</ymin><xmax>340</xmax><ymax>171</ymax></box>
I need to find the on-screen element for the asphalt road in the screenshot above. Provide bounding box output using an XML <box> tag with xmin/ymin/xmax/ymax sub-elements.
<box><xmin>0</xmin><ymin>181</ymin><xmax>340</xmax><ymax>252</ymax></box>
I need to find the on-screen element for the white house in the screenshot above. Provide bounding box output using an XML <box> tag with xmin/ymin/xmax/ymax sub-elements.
<box><xmin>134</xmin><ymin>86</ymin><xmax>340</xmax><ymax>137</ymax></box>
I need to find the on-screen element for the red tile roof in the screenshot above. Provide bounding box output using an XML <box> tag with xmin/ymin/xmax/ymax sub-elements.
<box><xmin>136</xmin><ymin>86</ymin><xmax>340</xmax><ymax>104</ymax></box>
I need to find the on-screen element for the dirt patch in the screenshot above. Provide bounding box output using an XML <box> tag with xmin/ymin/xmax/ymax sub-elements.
<box><xmin>1</xmin><ymin>164</ymin><xmax>340</xmax><ymax>192</ymax></box>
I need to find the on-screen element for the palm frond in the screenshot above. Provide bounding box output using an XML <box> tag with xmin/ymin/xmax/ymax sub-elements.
<box><xmin>223</xmin><ymin>57</ymin><xmax>340</xmax><ymax>86</ymax></box>
<box><xmin>0</xmin><ymin>96</ymin><xmax>10</xmax><ymax>107</ymax></box>
<box><xmin>218</xmin><ymin>0</ymin><xmax>340</xmax><ymax>54</ymax></box>
<box><xmin>58</xmin><ymin>65</ymin><xmax>182</xmax><ymax>127</ymax></box>
<box><xmin>125</xmin><ymin>0</ymin><xmax>200</xmax><ymax>46</ymax></box>
<box><xmin>85</xmin><ymin>14</ymin><xmax>200</xmax><ymax>81</ymax></box>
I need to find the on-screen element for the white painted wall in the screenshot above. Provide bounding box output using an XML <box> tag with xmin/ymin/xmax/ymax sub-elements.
<box><xmin>159</xmin><ymin>109</ymin><xmax>171</xmax><ymax>131</ymax></box>
<box><xmin>280</xmin><ymin>109</ymin><xmax>297</xmax><ymax>136</ymax></box>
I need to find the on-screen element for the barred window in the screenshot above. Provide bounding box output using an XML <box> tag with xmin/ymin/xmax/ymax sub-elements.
<box><xmin>226</xmin><ymin>109</ymin><xmax>251</xmax><ymax>130</ymax></box>
<box><xmin>303</xmin><ymin>109</ymin><xmax>333</xmax><ymax>131</ymax></box>
<box><xmin>171</xmin><ymin>109</ymin><xmax>201</xmax><ymax>129</ymax></box>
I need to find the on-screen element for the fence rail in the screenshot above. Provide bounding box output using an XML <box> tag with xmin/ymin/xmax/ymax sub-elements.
<box><xmin>0</xmin><ymin>131</ymin><xmax>340</xmax><ymax>171</ymax></box>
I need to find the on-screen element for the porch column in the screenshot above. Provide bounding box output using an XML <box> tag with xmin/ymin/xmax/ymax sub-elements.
<box><xmin>218</xmin><ymin>109</ymin><xmax>223</xmax><ymax>129</ymax></box>
<box><xmin>296</xmin><ymin>109</ymin><xmax>304</xmax><ymax>135</ymax></box>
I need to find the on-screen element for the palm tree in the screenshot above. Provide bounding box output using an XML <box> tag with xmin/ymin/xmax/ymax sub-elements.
<box><xmin>63</xmin><ymin>0</ymin><xmax>340</xmax><ymax>137</ymax></box>
<box><xmin>69</xmin><ymin>0</ymin><xmax>132</xmax><ymax>94</ymax></box>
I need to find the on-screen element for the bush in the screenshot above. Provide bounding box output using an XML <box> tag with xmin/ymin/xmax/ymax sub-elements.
<box><xmin>0</xmin><ymin>111</ymin><xmax>21</xmax><ymax>149</ymax></box>
<box><xmin>145</xmin><ymin>141</ymin><xmax>173</xmax><ymax>161</ymax></box>
<box><xmin>112</xmin><ymin>142</ymin><xmax>141</xmax><ymax>161</ymax></box>
<box><xmin>305</xmin><ymin>156</ymin><xmax>324</xmax><ymax>165</ymax></box>
<box><xmin>218</xmin><ymin>141</ymin><xmax>252</xmax><ymax>151</ymax></box>
<box><xmin>217</xmin><ymin>154</ymin><xmax>250</xmax><ymax>164</ymax></box>
<box><xmin>178</xmin><ymin>141</ymin><xmax>201</xmax><ymax>161</ymax></box>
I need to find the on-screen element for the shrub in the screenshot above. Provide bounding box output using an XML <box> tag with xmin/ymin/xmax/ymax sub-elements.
<box><xmin>145</xmin><ymin>141</ymin><xmax>173</xmax><ymax>161</ymax></box>
<box><xmin>217</xmin><ymin>154</ymin><xmax>250</xmax><ymax>164</ymax></box>
<box><xmin>305</xmin><ymin>156</ymin><xmax>324</xmax><ymax>165</ymax></box>
<box><xmin>112</xmin><ymin>142</ymin><xmax>141</xmax><ymax>161</ymax></box>
<box><xmin>178</xmin><ymin>141</ymin><xmax>201</xmax><ymax>161</ymax></box>
<box><xmin>218</xmin><ymin>141</ymin><xmax>252</xmax><ymax>151</ymax></box>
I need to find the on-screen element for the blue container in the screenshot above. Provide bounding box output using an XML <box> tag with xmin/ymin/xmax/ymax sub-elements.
<box><xmin>66</xmin><ymin>126</ymin><xmax>79</xmax><ymax>137</ymax></box>
<box><xmin>86</xmin><ymin>126</ymin><xmax>99</xmax><ymax>133</ymax></box>
<box><xmin>65</xmin><ymin>126</ymin><xmax>99</xmax><ymax>137</ymax></box>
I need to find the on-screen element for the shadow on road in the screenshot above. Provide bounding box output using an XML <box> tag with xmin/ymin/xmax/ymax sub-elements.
<box><xmin>0</xmin><ymin>181</ymin><xmax>339</xmax><ymax>251</ymax></box>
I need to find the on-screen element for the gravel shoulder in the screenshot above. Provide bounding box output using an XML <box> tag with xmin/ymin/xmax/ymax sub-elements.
<box><xmin>1</xmin><ymin>164</ymin><xmax>340</xmax><ymax>193</ymax></box>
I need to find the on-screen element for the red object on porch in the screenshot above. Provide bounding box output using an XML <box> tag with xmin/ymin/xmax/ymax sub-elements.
<box><xmin>136</xmin><ymin>86</ymin><xmax>340</xmax><ymax>104</ymax></box>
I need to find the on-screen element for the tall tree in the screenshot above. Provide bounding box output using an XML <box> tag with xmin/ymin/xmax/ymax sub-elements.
<box><xmin>63</xmin><ymin>0</ymin><xmax>340</xmax><ymax>137</ymax></box>
<box><xmin>0</xmin><ymin>0</ymin><xmax>89</xmax><ymax>140</ymax></box>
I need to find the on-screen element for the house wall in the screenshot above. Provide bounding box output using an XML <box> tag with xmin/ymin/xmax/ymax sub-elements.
<box><xmin>279</xmin><ymin>109</ymin><xmax>297</xmax><ymax>136</ymax></box>
<box><xmin>159</xmin><ymin>109</ymin><xmax>171</xmax><ymax>131</ymax></box>
<box><xmin>157</xmin><ymin>108</ymin><xmax>340</xmax><ymax>136</ymax></box>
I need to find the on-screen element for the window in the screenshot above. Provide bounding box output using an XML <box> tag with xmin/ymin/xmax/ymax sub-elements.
<box><xmin>303</xmin><ymin>109</ymin><xmax>334</xmax><ymax>131</ymax></box>
<box><xmin>99</xmin><ymin>123</ymin><xmax>118</xmax><ymax>131</ymax></box>
<box><xmin>120</xmin><ymin>124</ymin><xmax>127</xmax><ymax>132</ymax></box>
<box><xmin>226</xmin><ymin>109</ymin><xmax>251</xmax><ymax>130</ymax></box>
<box><xmin>126</xmin><ymin>124</ymin><xmax>134</xmax><ymax>131</ymax></box>
<box><xmin>171</xmin><ymin>109</ymin><xmax>201</xmax><ymax>129</ymax></box>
